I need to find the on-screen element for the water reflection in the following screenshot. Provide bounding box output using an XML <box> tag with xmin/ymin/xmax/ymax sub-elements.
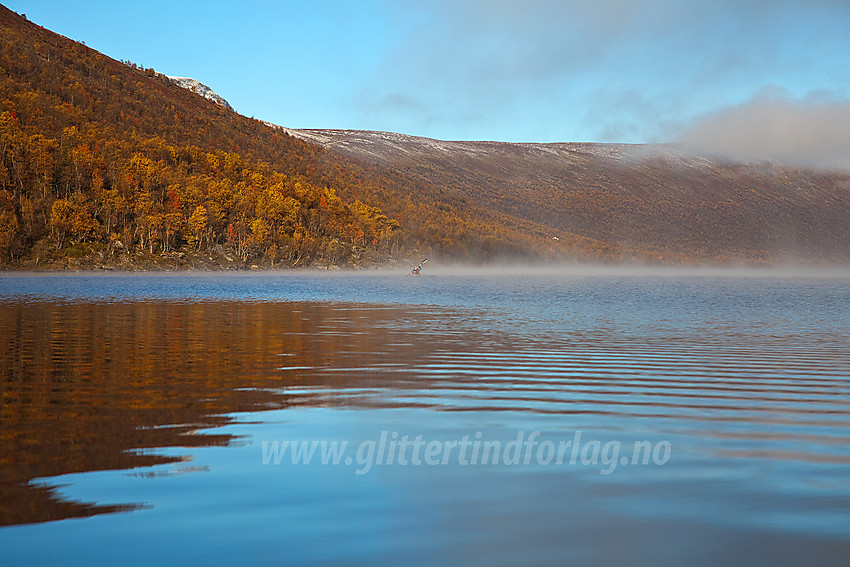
<box><xmin>0</xmin><ymin>300</ymin><xmax>450</xmax><ymax>525</ymax></box>
<box><xmin>1</xmin><ymin>274</ymin><xmax>849</xmax><ymax>566</ymax></box>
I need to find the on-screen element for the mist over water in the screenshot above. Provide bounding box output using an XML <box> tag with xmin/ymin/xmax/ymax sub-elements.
<box><xmin>1</xmin><ymin>271</ymin><xmax>848</xmax><ymax>566</ymax></box>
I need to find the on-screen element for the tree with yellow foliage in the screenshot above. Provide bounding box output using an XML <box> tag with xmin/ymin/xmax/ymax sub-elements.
<box><xmin>187</xmin><ymin>204</ymin><xmax>208</xmax><ymax>251</ymax></box>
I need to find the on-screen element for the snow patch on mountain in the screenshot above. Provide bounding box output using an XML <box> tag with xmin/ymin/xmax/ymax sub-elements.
<box><xmin>167</xmin><ymin>76</ymin><xmax>233</xmax><ymax>111</ymax></box>
<box><xmin>277</xmin><ymin>127</ymin><xmax>697</xmax><ymax>166</ymax></box>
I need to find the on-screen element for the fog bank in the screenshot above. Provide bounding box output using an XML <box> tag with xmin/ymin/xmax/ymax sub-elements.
<box><xmin>674</xmin><ymin>90</ymin><xmax>850</xmax><ymax>172</ymax></box>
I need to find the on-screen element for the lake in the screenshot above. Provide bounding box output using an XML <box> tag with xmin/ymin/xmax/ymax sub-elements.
<box><xmin>1</xmin><ymin>267</ymin><xmax>849</xmax><ymax>566</ymax></box>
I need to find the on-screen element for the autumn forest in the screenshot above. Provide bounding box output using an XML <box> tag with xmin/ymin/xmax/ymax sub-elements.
<box><xmin>0</xmin><ymin>7</ymin><xmax>426</xmax><ymax>269</ymax></box>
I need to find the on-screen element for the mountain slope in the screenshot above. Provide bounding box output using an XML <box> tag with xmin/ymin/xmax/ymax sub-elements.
<box><xmin>0</xmin><ymin>5</ymin><xmax>623</xmax><ymax>268</ymax></box>
<box><xmin>0</xmin><ymin>6</ymin><xmax>412</xmax><ymax>269</ymax></box>
<box><xmin>2</xmin><ymin>3</ymin><xmax>848</xmax><ymax>268</ymax></box>
<box><xmin>285</xmin><ymin>128</ymin><xmax>850</xmax><ymax>262</ymax></box>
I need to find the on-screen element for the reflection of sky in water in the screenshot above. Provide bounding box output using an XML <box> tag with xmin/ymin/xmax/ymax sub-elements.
<box><xmin>3</xmin><ymin>269</ymin><xmax>848</xmax><ymax>336</ymax></box>
<box><xmin>1</xmin><ymin>272</ymin><xmax>849</xmax><ymax>566</ymax></box>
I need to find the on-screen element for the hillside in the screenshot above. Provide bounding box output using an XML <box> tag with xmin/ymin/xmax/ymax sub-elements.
<box><xmin>1</xmin><ymin>3</ymin><xmax>848</xmax><ymax>269</ymax></box>
<box><xmin>0</xmin><ymin>6</ymin><xmax>414</xmax><ymax>269</ymax></box>
<box><xmin>0</xmin><ymin>5</ymin><xmax>624</xmax><ymax>270</ymax></box>
<box><xmin>286</xmin><ymin>129</ymin><xmax>850</xmax><ymax>263</ymax></box>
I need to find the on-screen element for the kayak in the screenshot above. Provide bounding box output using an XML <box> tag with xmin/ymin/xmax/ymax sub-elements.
<box><xmin>409</xmin><ymin>258</ymin><xmax>427</xmax><ymax>275</ymax></box>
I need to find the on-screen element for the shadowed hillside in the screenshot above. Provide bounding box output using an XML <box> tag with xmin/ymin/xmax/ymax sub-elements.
<box><xmin>289</xmin><ymin>129</ymin><xmax>850</xmax><ymax>263</ymax></box>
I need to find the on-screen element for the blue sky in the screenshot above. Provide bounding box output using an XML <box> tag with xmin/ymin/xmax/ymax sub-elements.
<box><xmin>6</xmin><ymin>0</ymin><xmax>850</xmax><ymax>165</ymax></box>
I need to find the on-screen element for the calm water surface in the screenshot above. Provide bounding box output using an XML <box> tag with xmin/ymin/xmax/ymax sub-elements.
<box><xmin>0</xmin><ymin>269</ymin><xmax>849</xmax><ymax>566</ymax></box>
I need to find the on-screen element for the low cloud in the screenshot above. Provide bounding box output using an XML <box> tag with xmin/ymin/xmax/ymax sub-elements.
<box><xmin>674</xmin><ymin>90</ymin><xmax>850</xmax><ymax>171</ymax></box>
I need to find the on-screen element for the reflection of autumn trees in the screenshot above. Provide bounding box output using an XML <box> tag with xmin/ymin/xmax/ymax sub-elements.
<box><xmin>0</xmin><ymin>299</ymin><xmax>439</xmax><ymax>525</ymax></box>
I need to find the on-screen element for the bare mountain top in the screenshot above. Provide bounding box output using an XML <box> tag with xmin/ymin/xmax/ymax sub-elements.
<box><xmin>167</xmin><ymin>76</ymin><xmax>233</xmax><ymax>111</ymax></box>
<box><xmin>283</xmin><ymin>128</ymin><xmax>850</xmax><ymax>263</ymax></box>
<box><xmin>285</xmin><ymin>128</ymin><xmax>658</xmax><ymax>162</ymax></box>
